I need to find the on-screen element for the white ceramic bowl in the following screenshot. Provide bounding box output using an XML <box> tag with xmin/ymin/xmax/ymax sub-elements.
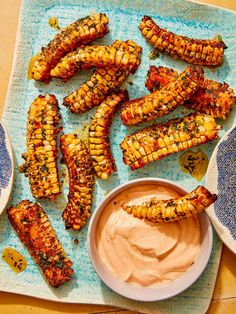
<box><xmin>87</xmin><ymin>178</ymin><xmax>213</xmax><ymax>302</ymax></box>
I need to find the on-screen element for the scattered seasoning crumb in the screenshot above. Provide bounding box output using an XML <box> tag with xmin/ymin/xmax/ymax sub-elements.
<box><xmin>74</xmin><ymin>239</ymin><xmax>79</xmax><ymax>245</ymax></box>
<box><xmin>48</xmin><ymin>17</ymin><xmax>60</xmax><ymax>30</ymax></box>
<box><xmin>18</xmin><ymin>162</ymin><xmax>28</xmax><ymax>174</ymax></box>
<box><xmin>113</xmin><ymin>201</ymin><xmax>117</xmax><ymax>205</ymax></box>
<box><xmin>180</xmin><ymin>109</ymin><xmax>189</xmax><ymax>115</ymax></box>
<box><xmin>148</xmin><ymin>49</ymin><xmax>159</xmax><ymax>60</ymax></box>
<box><xmin>61</xmin><ymin>171</ymin><xmax>67</xmax><ymax>178</ymax></box>
<box><xmin>104</xmin><ymin>190</ymin><xmax>111</xmax><ymax>196</ymax></box>
<box><xmin>213</xmin><ymin>34</ymin><xmax>223</xmax><ymax>41</ymax></box>
<box><xmin>74</xmin><ymin>122</ymin><xmax>90</xmax><ymax>145</ymax></box>
<box><xmin>2</xmin><ymin>248</ymin><xmax>27</xmax><ymax>273</ymax></box>
<box><xmin>21</xmin><ymin>153</ymin><xmax>28</xmax><ymax>160</ymax></box>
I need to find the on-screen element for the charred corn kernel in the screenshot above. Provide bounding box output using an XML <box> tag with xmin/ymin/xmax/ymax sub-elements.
<box><xmin>120</xmin><ymin>113</ymin><xmax>221</xmax><ymax>170</ymax></box>
<box><xmin>146</xmin><ymin>65</ymin><xmax>236</xmax><ymax>120</ymax></box>
<box><xmin>51</xmin><ymin>40</ymin><xmax>142</xmax><ymax>81</ymax></box>
<box><xmin>123</xmin><ymin>186</ymin><xmax>217</xmax><ymax>223</ymax></box>
<box><xmin>89</xmin><ymin>91</ymin><xmax>128</xmax><ymax>180</ymax></box>
<box><xmin>145</xmin><ymin>65</ymin><xmax>178</xmax><ymax>92</ymax></box>
<box><xmin>23</xmin><ymin>95</ymin><xmax>61</xmax><ymax>200</ymax></box>
<box><xmin>7</xmin><ymin>200</ymin><xmax>74</xmax><ymax>287</ymax></box>
<box><xmin>139</xmin><ymin>16</ymin><xmax>227</xmax><ymax>66</ymax></box>
<box><xmin>60</xmin><ymin>134</ymin><xmax>95</xmax><ymax>231</ymax></box>
<box><xmin>63</xmin><ymin>40</ymin><xmax>141</xmax><ymax>113</ymax></box>
<box><xmin>29</xmin><ymin>13</ymin><xmax>109</xmax><ymax>82</ymax></box>
<box><xmin>121</xmin><ymin>66</ymin><xmax>203</xmax><ymax>126</ymax></box>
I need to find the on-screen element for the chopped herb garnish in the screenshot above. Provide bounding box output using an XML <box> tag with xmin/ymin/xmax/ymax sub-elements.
<box><xmin>148</xmin><ymin>49</ymin><xmax>159</xmax><ymax>60</ymax></box>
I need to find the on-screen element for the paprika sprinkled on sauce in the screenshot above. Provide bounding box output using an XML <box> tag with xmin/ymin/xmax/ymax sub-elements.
<box><xmin>2</xmin><ymin>247</ymin><xmax>27</xmax><ymax>273</ymax></box>
<box><xmin>179</xmin><ymin>149</ymin><xmax>209</xmax><ymax>181</ymax></box>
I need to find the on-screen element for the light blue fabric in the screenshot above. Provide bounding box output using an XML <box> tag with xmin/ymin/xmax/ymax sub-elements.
<box><xmin>1</xmin><ymin>0</ymin><xmax>236</xmax><ymax>313</ymax></box>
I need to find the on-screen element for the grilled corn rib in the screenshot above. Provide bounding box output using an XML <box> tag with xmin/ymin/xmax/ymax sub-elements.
<box><xmin>60</xmin><ymin>134</ymin><xmax>94</xmax><ymax>230</ymax></box>
<box><xmin>146</xmin><ymin>66</ymin><xmax>178</xmax><ymax>92</ymax></box>
<box><xmin>7</xmin><ymin>200</ymin><xmax>74</xmax><ymax>287</ymax></box>
<box><xmin>89</xmin><ymin>91</ymin><xmax>128</xmax><ymax>179</ymax></box>
<box><xmin>120</xmin><ymin>113</ymin><xmax>221</xmax><ymax>170</ymax></box>
<box><xmin>146</xmin><ymin>65</ymin><xmax>236</xmax><ymax>120</ymax></box>
<box><xmin>29</xmin><ymin>13</ymin><xmax>109</xmax><ymax>82</ymax></box>
<box><xmin>122</xmin><ymin>186</ymin><xmax>217</xmax><ymax>223</ymax></box>
<box><xmin>50</xmin><ymin>40</ymin><xmax>142</xmax><ymax>81</ymax></box>
<box><xmin>23</xmin><ymin>95</ymin><xmax>61</xmax><ymax>200</ymax></box>
<box><xmin>139</xmin><ymin>16</ymin><xmax>227</xmax><ymax>66</ymax></box>
<box><xmin>63</xmin><ymin>40</ymin><xmax>141</xmax><ymax>113</ymax></box>
<box><xmin>121</xmin><ymin>66</ymin><xmax>203</xmax><ymax>126</ymax></box>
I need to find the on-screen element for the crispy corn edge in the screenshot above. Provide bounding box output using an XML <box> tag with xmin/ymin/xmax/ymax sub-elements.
<box><xmin>29</xmin><ymin>13</ymin><xmax>109</xmax><ymax>82</ymax></box>
<box><xmin>145</xmin><ymin>65</ymin><xmax>178</xmax><ymax>92</ymax></box>
<box><xmin>63</xmin><ymin>40</ymin><xmax>141</xmax><ymax>113</ymax></box>
<box><xmin>139</xmin><ymin>16</ymin><xmax>227</xmax><ymax>66</ymax></box>
<box><xmin>120</xmin><ymin>113</ymin><xmax>221</xmax><ymax>170</ymax></box>
<box><xmin>51</xmin><ymin>40</ymin><xmax>142</xmax><ymax>81</ymax></box>
<box><xmin>23</xmin><ymin>95</ymin><xmax>61</xmax><ymax>200</ymax></box>
<box><xmin>121</xmin><ymin>66</ymin><xmax>203</xmax><ymax>126</ymax></box>
<box><xmin>7</xmin><ymin>200</ymin><xmax>74</xmax><ymax>287</ymax></box>
<box><xmin>122</xmin><ymin>186</ymin><xmax>217</xmax><ymax>222</ymax></box>
<box><xmin>146</xmin><ymin>65</ymin><xmax>236</xmax><ymax>119</ymax></box>
<box><xmin>89</xmin><ymin>91</ymin><xmax>129</xmax><ymax>179</ymax></box>
<box><xmin>60</xmin><ymin>134</ymin><xmax>95</xmax><ymax>230</ymax></box>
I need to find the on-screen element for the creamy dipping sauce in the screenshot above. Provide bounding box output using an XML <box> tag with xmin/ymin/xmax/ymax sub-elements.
<box><xmin>96</xmin><ymin>184</ymin><xmax>201</xmax><ymax>287</ymax></box>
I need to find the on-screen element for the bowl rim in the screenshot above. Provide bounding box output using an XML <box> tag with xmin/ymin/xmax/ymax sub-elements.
<box><xmin>87</xmin><ymin>177</ymin><xmax>213</xmax><ymax>302</ymax></box>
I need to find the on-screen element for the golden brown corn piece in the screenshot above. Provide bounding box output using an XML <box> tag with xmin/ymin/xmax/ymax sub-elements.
<box><xmin>63</xmin><ymin>40</ymin><xmax>141</xmax><ymax>113</ymax></box>
<box><xmin>89</xmin><ymin>91</ymin><xmax>128</xmax><ymax>179</ymax></box>
<box><xmin>120</xmin><ymin>113</ymin><xmax>221</xmax><ymax>170</ymax></box>
<box><xmin>123</xmin><ymin>186</ymin><xmax>217</xmax><ymax>223</ymax></box>
<box><xmin>7</xmin><ymin>200</ymin><xmax>74</xmax><ymax>287</ymax></box>
<box><xmin>60</xmin><ymin>134</ymin><xmax>94</xmax><ymax>230</ymax></box>
<box><xmin>139</xmin><ymin>16</ymin><xmax>227</xmax><ymax>66</ymax></box>
<box><xmin>121</xmin><ymin>66</ymin><xmax>203</xmax><ymax>126</ymax></box>
<box><xmin>145</xmin><ymin>65</ymin><xmax>178</xmax><ymax>92</ymax></box>
<box><xmin>146</xmin><ymin>65</ymin><xmax>236</xmax><ymax>120</ymax></box>
<box><xmin>29</xmin><ymin>13</ymin><xmax>109</xmax><ymax>82</ymax></box>
<box><xmin>23</xmin><ymin>95</ymin><xmax>61</xmax><ymax>200</ymax></box>
<box><xmin>50</xmin><ymin>40</ymin><xmax>142</xmax><ymax>81</ymax></box>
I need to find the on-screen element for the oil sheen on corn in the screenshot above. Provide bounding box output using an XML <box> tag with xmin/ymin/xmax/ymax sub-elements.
<box><xmin>96</xmin><ymin>184</ymin><xmax>201</xmax><ymax>287</ymax></box>
<box><xmin>2</xmin><ymin>247</ymin><xmax>27</xmax><ymax>273</ymax></box>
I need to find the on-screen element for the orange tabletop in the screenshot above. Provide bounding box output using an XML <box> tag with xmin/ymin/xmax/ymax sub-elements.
<box><xmin>0</xmin><ymin>0</ymin><xmax>236</xmax><ymax>313</ymax></box>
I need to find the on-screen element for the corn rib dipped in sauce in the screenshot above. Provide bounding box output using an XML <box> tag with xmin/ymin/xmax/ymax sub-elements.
<box><xmin>96</xmin><ymin>184</ymin><xmax>201</xmax><ymax>287</ymax></box>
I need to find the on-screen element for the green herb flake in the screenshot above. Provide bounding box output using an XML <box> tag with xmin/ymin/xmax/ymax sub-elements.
<box><xmin>148</xmin><ymin>49</ymin><xmax>159</xmax><ymax>60</ymax></box>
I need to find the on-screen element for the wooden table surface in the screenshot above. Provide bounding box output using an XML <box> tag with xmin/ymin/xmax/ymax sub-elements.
<box><xmin>0</xmin><ymin>0</ymin><xmax>235</xmax><ymax>313</ymax></box>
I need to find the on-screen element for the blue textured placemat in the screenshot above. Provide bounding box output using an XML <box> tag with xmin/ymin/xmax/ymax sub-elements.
<box><xmin>1</xmin><ymin>0</ymin><xmax>236</xmax><ymax>313</ymax></box>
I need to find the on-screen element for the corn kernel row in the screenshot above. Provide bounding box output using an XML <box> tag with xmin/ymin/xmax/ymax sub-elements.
<box><xmin>25</xmin><ymin>95</ymin><xmax>61</xmax><ymax>199</ymax></box>
<box><xmin>120</xmin><ymin>113</ymin><xmax>221</xmax><ymax>170</ymax></box>
<box><xmin>29</xmin><ymin>13</ymin><xmax>109</xmax><ymax>82</ymax></box>
<box><xmin>123</xmin><ymin>186</ymin><xmax>217</xmax><ymax>222</ymax></box>
<box><xmin>121</xmin><ymin>66</ymin><xmax>203</xmax><ymax>126</ymax></box>
<box><xmin>89</xmin><ymin>91</ymin><xmax>128</xmax><ymax>179</ymax></box>
<box><xmin>7</xmin><ymin>200</ymin><xmax>74</xmax><ymax>287</ymax></box>
<box><xmin>139</xmin><ymin>16</ymin><xmax>226</xmax><ymax>66</ymax></box>
<box><xmin>60</xmin><ymin>134</ymin><xmax>95</xmax><ymax>230</ymax></box>
<box><xmin>63</xmin><ymin>40</ymin><xmax>141</xmax><ymax>113</ymax></box>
